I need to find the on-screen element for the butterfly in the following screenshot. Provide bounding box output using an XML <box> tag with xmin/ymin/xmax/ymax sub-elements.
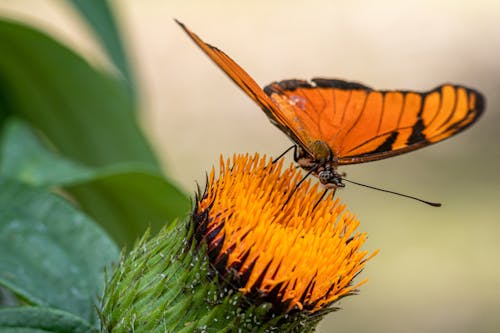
<box><xmin>176</xmin><ymin>20</ymin><xmax>485</xmax><ymax>194</ymax></box>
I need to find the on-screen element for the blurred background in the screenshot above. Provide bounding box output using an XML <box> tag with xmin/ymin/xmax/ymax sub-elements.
<box><xmin>0</xmin><ymin>0</ymin><xmax>498</xmax><ymax>332</ymax></box>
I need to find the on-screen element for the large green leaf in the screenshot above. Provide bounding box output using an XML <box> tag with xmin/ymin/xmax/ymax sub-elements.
<box><xmin>68</xmin><ymin>0</ymin><xmax>135</xmax><ymax>96</ymax></box>
<box><xmin>0</xmin><ymin>119</ymin><xmax>95</xmax><ymax>186</ymax></box>
<box><xmin>0</xmin><ymin>92</ymin><xmax>7</xmax><ymax>129</ymax></box>
<box><xmin>0</xmin><ymin>18</ymin><xmax>191</xmax><ymax>244</ymax></box>
<box><xmin>0</xmin><ymin>119</ymin><xmax>191</xmax><ymax>245</ymax></box>
<box><xmin>0</xmin><ymin>307</ymin><xmax>95</xmax><ymax>333</ymax></box>
<box><xmin>0</xmin><ymin>19</ymin><xmax>156</xmax><ymax>169</ymax></box>
<box><xmin>67</xmin><ymin>171</ymin><xmax>191</xmax><ymax>245</ymax></box>
<box><xmin>0</xmin><ymin>178</ymin><xmax>119</xmax><ymax>325</ymax></box>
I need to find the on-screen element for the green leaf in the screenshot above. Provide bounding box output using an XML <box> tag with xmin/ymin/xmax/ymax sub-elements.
<box><xmin>0</xmin><ymin>119</ymin><xmax>95</xmax><ymax>186</ymax></box>
<box><xmin>0</xmin><ymin>307</ymin><xmax>95</xmax><ymax>333</ymax></box>
<box><xmin>0</xmin><ymin>93</ymin><xmax>7</xmax><ymax>130</ymax></box>
<box><xmin>0</xmin><ymin>287</ymin><xmax>20</xmax><ymax>307</ymax></box>
<box><xmin>66</xmin><ymin>171</ymin><xmax>191</xmax><ymax>245</ymax></box>
<box><xmin>0</xmin><ymin>179</ymin><xmax>119</xmax><ymax>326</ymax></box>
<box><xmin>0</xmin><ymin>18</ymin><xmax>158</xmax><ymax>169</ymax></box>
<box><xmin>0</xmin><ymin>118</ymin><xmax>191</xmax><ymax>245</ymax></box>
<box><xmin>68</xmin><ymin>0</ymin><xmax>135</xmax><ymax>96</ymax></box>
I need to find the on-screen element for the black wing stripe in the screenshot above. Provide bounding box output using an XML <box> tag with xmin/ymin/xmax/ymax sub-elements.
<box><xmin>425</xmin><ymin>88</ymin><xmax>444</xmax><ymax>128</ymax></box>
<box><xmin>345</xmin><ymin>127</ymin><xmax>411</xmax><ymax>155</ymax></box>
<box><xmin>436</xmin><ymin>86</ymin><xmax>460</xmax><ymax>131</ymax></box>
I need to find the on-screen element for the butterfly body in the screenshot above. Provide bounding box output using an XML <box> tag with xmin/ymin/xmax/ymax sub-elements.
<box><xmin>290</xmin><ymin>141</ymin><xmax>344</xmax><ymax>189</ymax></box>
<box><xmin>176</xmin><ymin>20</ymin><xmax>484</xmax><ymax>190</ymax></box>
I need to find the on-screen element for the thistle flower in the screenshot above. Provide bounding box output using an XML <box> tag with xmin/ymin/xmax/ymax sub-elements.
<box><xmin>100</xmin><ymin>153</ymin><xmax>377</xmax><ymax>332</ymax></box>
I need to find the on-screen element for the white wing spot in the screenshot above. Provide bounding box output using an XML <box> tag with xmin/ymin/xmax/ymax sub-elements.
<box><xmin>288</xmin><ymin>95</ymin><xmax>307</xmax><ymax>111</ymax></box>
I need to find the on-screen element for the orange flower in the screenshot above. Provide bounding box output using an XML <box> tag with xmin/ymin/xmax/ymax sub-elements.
<box><xmin>194</xmin><ymin>153</ymin><xmax>378</xmax><ymax>313</ymax></box>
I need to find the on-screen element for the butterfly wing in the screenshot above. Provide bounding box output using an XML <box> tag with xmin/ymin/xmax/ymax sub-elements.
<box><xmin>264</xmin><ymin>78</ymin><xmax>485</xmax><ymax>164</ymax></box>
<box><xmin>176</xmin><ymin>20</ymin><xmax>314</xmax><ymax>151</ymax></box>
<box><xmin>177</xmin><ymin>21</ymin><xmax>485</xmax><ymax>164</ymax></box>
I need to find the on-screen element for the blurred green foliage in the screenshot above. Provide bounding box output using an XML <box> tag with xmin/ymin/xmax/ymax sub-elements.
<box><xmin>0</xmin><ymin>3</ymin><xmax>190</xmax><ymax>246</ymax></box>
<box><xmin>0</xmin><ymin>1</ymin><xmax>190</xmax><ymax>331</ymax></box>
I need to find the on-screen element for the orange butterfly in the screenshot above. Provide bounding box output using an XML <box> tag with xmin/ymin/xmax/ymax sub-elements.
<box><xmin>176</xmin><ymin>20</ymin><xmax>484</xmax><ymax>194</ymax></box>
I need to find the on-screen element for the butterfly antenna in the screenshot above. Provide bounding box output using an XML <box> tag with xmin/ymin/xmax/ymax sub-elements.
<box><xmin>283</xmin><ymin>166</ymin><xmax>317</xmax><ymax>208</ymax></box>
<box><xmin>342</xmin><ymin>178</ymin><xmax>442</xmax><ymax>207</ymax></box>
<box><xmin>272</xmin><ymin>145</ymin><xmax>296</xmax><ymax>164</ymax></box>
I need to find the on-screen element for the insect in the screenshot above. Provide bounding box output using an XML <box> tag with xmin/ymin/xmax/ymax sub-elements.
<box><xmin>176</xmin><ymin>20</ymin><xmax>484</xmax><ymax>204</ymax></box>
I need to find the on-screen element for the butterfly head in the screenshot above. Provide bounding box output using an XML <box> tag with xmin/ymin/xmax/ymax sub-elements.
<box><xmin>317</xmin><ymin>166</ymin><xmax>345</xmax><ymax>189</ymax></box>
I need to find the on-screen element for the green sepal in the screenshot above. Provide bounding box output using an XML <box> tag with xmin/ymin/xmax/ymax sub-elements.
<box><xmin>99</xmin><ymin>218</ymin><xmax>326</xmax><ymax>332</ymax></box>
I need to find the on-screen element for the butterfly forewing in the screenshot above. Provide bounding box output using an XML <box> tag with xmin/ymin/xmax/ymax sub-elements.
<box><xmin>264</xmin><ymin>79</ymin><xmax>484</xmax><ymax>164</ymax></box>
<box><xmin>175</xmin><ymin>20</ymin><xmax>307</xmax><ymax>149</ymax></box>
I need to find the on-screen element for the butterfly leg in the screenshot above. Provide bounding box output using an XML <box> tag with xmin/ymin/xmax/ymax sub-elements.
<box><xmin>312</xmin><ymin>188</ymin><xmax>329</xmax><ymax>211</ymax></box>
<box><xmin>282</xmin><ymin>166</ymin><xmax>318</xmax><ymax>208</ymax></box>
<box><xmin>272</xmin><ymin>145</ymin><xmax>296</xmax><ymax>164</ymax></box>
<box><xmin>330</xmin><ymin>187</ymin><xmax>337</xmax><ymax>201</ymax></box>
